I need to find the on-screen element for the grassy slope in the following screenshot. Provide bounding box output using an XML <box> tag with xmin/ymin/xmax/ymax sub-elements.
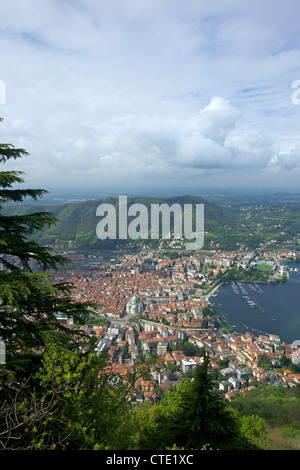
<box><xmin>229</xmin><ymin>384</ymin><xmax>300</xmax><ymax>450</ymax></box>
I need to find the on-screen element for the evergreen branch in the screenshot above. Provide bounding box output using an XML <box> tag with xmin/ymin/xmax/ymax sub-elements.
<box><xmin>0</xmin><ymin>143</ymin><xmax>29</xmax><ymax>163</ymax></box>
<box><xmin>0</xmin><ymin>189</ymin><xmax>48</xmax><ymax>204</ymax></box>
<box><xmin>0</xmin><ymin>171</ymin><xmax>25</xmax><ymax>188</ymax></box>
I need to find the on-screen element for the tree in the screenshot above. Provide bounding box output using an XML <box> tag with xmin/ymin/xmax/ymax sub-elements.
<box><xmin>239</xmin><ymin>414</ymin><xmax>267</xmax><ymax>444</ymax></box>
<box><xmin>175</xmin><ymin>353</ymin><xmax>240</xmax><ymax>448</ymax></box>
<box><xmin>0</xmin><ymin>118</ymin><xmax>105</xmax><ymax>448</ymax></box>
<box><xmin>0</xmin><ymin>117</ymin><xmax>94</xmax><ymax>368</ymax></box>
<box><xmin>0</xmin><ymin>342</ymin><xmax>131</xmax><ymax>450</ymax></box>
<box><xmin>115</xmin><ymin>401</ymin><xmax>163</xmax><ymax>450</ymax></box>
<box><xmin>157</xmin><ymin>352</ymin><xmax>258</xmax><ymax>450</ymax></box>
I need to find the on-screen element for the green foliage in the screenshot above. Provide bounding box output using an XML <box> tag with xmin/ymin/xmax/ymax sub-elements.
<box><xmin>158</xmin><ymin>353</ymin><xmax>248</xmax><ymax>450</ymax></box>
<box><xmin>115</xmin><ymin>402</ymin><xmax>163</xmax><ymax>450</ymax></box>
<box><xmin>0</xmin><ymin>342</ymin><xmax>131</xmax><ymax>450</ymax></box>
<box><xmin>228</xmin><ymin>384</ymin><xmax>300</xmax><ymax>448</ymax></box>
<box><xmin>122</xmin><ymin>353</ymin><xmax>258</xmax><ymax>450</ymax></box>
<box><xmin>34</xmin><ymin>343</ymin><xmax>131</xmax><ymax>450</ymax></box>
<box><xmin>221</xmin><ymin>266</ymin><xmax>270</xmax><ymax>283</ymax></box>
<box><xmin>281</xmin><ymin>423</ymin><xmax>300</xmax><ymax>439</ymax></box>
<box><xmin>0</xmin><ymin>121</ymin><xmax>94</xmax><ymax>367</ymax></box>
<box><xmin>238</xmin><ymin>414</ymin><xmax>267</xmax><ymax>441</ymax></box>
<box><xmin>279</xmin><ymin>354</ymin><xmax>300</xmax><ymax>373</ymax></box>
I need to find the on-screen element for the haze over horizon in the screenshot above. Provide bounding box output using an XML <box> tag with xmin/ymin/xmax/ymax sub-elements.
<box><xmin>1</xmin><ymin>1</ymin><xmax>300</xmax><ymax>193</ymax></box>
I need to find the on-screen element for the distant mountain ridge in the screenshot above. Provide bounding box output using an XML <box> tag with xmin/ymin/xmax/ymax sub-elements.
<box><xmin>3</xmin><ymin>195</ymin><xmax>238</xmax><ymax>250</ymax></box>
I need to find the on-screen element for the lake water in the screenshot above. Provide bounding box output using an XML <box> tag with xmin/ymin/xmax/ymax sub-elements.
<box><xmin>213</xmin><ymin>262</ymin><xmax>300</xmax><ymax>345</ymax></box>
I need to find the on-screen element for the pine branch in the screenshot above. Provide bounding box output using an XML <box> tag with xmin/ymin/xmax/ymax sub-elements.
<box><xmin>0</xmin><ymin>143</ymin><xmax>29</xmax><ymax>164</ymax></box>
<box><xmin>0</xmin><ymin>171</ymin><xmax>25</xmax><ymax>188</ymax></box>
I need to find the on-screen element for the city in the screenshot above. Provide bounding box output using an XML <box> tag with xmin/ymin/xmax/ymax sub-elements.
<box><xmin>2</xmin><ymin>0</ymin><xmax>300</xmax><ymax>452</ymax></box>
<box><xmin>50</xmin><ymin>246</ymin><xmax>300</xmax><ymax>404</ymax></box>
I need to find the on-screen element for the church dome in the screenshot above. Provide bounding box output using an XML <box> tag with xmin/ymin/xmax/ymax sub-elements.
<box><xmin>126</xmin><ymin>294</ymin><xmax>143</xmax><ymax>314</ymax></box>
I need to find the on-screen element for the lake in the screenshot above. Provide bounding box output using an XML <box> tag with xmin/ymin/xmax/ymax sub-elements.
<box><xmin>213</xmin><ymin>262</ymin><xmax>300</xmax><ymax>345</ymax></box>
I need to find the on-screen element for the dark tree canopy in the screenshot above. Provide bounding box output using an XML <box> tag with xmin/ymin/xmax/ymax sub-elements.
<box><xmin>156</xmin><ymin>352</ymin><xmax>249</xmax><ymax>449</ymax></box>
<box><xmin>0</xmin><ymin>118</ymin><xmax>93</xmax><ymax>367</ymax></box>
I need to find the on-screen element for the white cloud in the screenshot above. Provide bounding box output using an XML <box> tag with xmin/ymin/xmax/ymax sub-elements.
<box><xmin>1</xmin><ymin>0</ymin><xmax>300</xmax><ymax>190</ymax></box>
<box><xmin>277</xmin><ymin>146</ymin><xmax>300</xmax><ymax>170</ymax></box>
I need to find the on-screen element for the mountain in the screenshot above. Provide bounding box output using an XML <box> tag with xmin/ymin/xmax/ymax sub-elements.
<box><xmin>2</xmin><ymin>195</ymin><xmax>239</xmax><ymax>251</ymax></box>
<box><xmin>4</xmin><ymin>192</ymin><xmax>300</xmax><ymax>253</ymax></box>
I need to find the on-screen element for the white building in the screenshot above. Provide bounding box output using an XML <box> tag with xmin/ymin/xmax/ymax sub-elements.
<box><xmin>181</xmin><ymin>358</ymin><xmax>197</xmax><ymax>374</ymax></box>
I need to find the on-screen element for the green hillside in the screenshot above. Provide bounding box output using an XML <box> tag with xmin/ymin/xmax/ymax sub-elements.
<box><xmin>4</xmin><ymin>195</ymin><xmax>300</xmax><ymax>252</ymax></box>
<box><xmin>229</xmin><ymin>384</ymin><xmax>300</xmax><ymax>450</ymax></box>
<box><xmin>3</xmin><ymin>195</ymin><xmax>238</xmax><ymax>250</ymax></box>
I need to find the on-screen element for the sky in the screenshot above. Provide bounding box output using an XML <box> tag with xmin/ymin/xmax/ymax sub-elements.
<box><xmin>1</xmin><ymin>0</ymin><xmax>300</xmax><ymax>194</ymax></box>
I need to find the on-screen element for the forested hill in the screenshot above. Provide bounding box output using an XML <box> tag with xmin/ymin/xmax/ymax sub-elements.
<box><xmin>3</xmin><ymin>194</ymin><xmax>300</xmax><ymax>251</ymax></box>
<box><xmin>2</xmin><ymin>195</ymin><xmax>239</xmax><ymax>250</ymax></box>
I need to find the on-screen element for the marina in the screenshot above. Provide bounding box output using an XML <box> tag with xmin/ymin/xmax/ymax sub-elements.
<box><xmin>214</xmin><ymin>262</ymin><xmax>300</xmax><ymax>344</ymax></box>
<box><xmin>231</xmin><ymin>281</ymin><xmax>265</xmax><ymax>313</ymax></box>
